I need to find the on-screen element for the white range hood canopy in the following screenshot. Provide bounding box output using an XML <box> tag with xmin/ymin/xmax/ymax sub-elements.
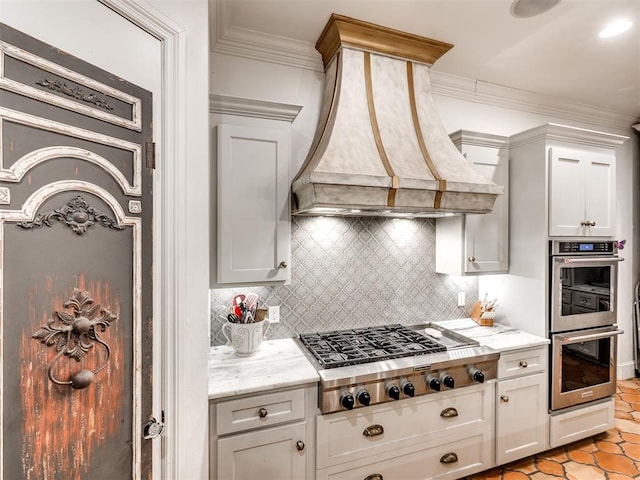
<box><xmin>292</xmin><ymin>14</ymin><xmax>503</xmax><ymax>217</ymax></box>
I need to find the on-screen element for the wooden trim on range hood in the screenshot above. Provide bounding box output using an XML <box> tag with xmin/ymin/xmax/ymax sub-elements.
<box><xmin>316</xmin><ymin>14</ymin><xmax>454</xmax><ymax>68</ymax></box>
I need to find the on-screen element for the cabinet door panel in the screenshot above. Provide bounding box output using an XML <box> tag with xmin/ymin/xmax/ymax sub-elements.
<box><xmin>584</xmin><ymin>152</ymin><xmax>615</xmax><ymax>236</ymax></box>
<box><xmin>216</xmin><ymin>124</ymin><xmax>290</xmax><ymax>283</ymax></box>
<box><xmin>496</xmin><ymin>373</ymin><xmax>548</xmax><ymax>465</ymax></box>
<box><xmin>217</xmin><ymin>422</ymin><xmax>306</xmax><ymax>480</ymax></box>
<box><xmin>548</xmin><ymin>147</ymin><xmax>585</xmax><ymax>236</ymax></box>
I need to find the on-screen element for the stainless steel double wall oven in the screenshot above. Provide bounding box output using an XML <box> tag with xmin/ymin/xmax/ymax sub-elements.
<box><xmin>549</xmin><ymin>240</ymin><xmax>623</xmax><ymax>411</ymax></box>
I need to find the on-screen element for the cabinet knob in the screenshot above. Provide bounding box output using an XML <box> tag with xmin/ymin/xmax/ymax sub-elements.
<box><xmin>278</xmin><ymin>261</ymin><xmax>288</xmax><ymax>269</ymax></box>
<box><xmin>467</xmin><ymin>256</ymin><xmax>476</xmax><ymax>263</ymax></box>
<box><xmin>296</xmin><ymin>440</ymin><xmax>305</xmax><ymax>451</ymax></box>
<box><xmin>501</xmin><ymin>395</ymin><xmax>510</xmax><ymax>403</ymax></box>
<box><xmin>258</xmin><ymin>407</ymin><xmax>268</xmax><ymax>418</ymax></box>
<box><xmin>589</xmin><ymin>221</ymin><xmax>596</xmax><ymax>227</ymax></box>
<box><xmin>519</xmin><ymin>360</ymin><xmax>528</xmax><ymax>368</ymax></box>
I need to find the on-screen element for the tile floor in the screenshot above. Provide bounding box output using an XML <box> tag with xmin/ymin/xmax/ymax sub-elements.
<box><xmin>463</xmin><ymin>377</ymin><xmax>640</xmax><ymax>479</ymax></box>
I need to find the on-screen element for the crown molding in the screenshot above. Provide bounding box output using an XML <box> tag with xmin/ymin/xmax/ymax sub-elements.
<box><xmin>210</xmin><ymin>0</ymin><xmax>638</xmax><ymax>133</ymax></box>
<box><xmin>209</xmin><ymin>94</ymin><xmax>302</xmax><ymax>122</ymax></box>
<box><xmin>210</xmin><ymin>0</ymin><xmax>322</xmax><ymax>71</ymax></box>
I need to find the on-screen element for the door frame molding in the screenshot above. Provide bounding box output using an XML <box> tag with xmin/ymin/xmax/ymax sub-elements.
<box><xmin>98</xmin><ymin>2</ymin><xmax>195</xmax><ymax>478</ymax></box>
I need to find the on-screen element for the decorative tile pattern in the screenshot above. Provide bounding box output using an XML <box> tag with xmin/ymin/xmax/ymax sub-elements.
<box><xmin>463</xmin><ymin>378</ymin><xmax>640</xmax><ymax>479</ymax></box>
<box><xmin>210</xmin><ymin>216</ymin><xmax>477</xmax><ymax>345</ymax></box>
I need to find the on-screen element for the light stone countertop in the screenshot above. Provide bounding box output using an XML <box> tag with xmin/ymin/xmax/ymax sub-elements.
<box><xmin>208</xmin><ymin>319</ymin><xmax>549</xmax><ymax>401</ymax></box>
<box><xmin>208</xmin><ymin>338</ymin><xmax>319</xmax><ymax>400</ymax></box>
<box><xmin>433</xmin><ymin>318</ymin><xmax>550</xmax><ymax>352</ymax></box>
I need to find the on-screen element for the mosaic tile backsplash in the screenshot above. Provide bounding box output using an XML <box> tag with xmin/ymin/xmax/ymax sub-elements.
<box><xmin>210</xmin><ymin>216</ymin><xmax>478</xmax><ymax>345</ymax></box>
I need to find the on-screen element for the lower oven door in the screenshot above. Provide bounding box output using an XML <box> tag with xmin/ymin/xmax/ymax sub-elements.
<box><xmin>551</xmin><ymin>326</ymin><xmax>622</xmax><ymax>411</ymax></box>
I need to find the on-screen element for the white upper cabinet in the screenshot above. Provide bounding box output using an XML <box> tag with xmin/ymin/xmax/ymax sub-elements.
<box><xmin>211</xmin><ymin>95</ymin><xmax>301</xmax><ymax>286</ymax></box>
<box><xmin>216</xmin><ymin>123</ymin><xmax>291</xmax><ymax>284</ymax></box>
<box><xmin>436</xmin><ymin>131</ymin><xmax>509</xmax><ymax>275</ymax></box>
<box><xmin>548</xmin><ymin>146</ymin><xmax>616</xmax><ymax>236</ymax></box>
<box><xmin>509</xmin><ymin>123</ymin><xmax>626</xmax><ymax>239</ymax></box>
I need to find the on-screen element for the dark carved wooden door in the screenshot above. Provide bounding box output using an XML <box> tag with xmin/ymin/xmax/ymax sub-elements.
<box><xmin>0</xmin><ymin>23</ymin><xmax>153</xmax><ymax>479</ymax></box>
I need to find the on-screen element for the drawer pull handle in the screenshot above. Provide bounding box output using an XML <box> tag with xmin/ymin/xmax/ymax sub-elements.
<box><xmin>258</xmin><ymin>408</ymin><xmax>268</xmax><ymax>419</ymax></box>
<box><xmin>440</xmin><ymin>452</ymin><xmax>459</xmax><ymax>464</ymax></box>
<box><xmin>364</xmin><ymin>475</ymin><xmax>383</xmax><ymax>480</ymax></box>
<box><xmin>519</xmin><ymin>360</ymin><xmax>528</xmax><ymax>368</ymax></box>
<box><xmin>363</xmin><ymin>424</ymin><xmax>384</xmax><ymax>437</ymax></box>
<box><xmin>440</xmin><ymin>407</ymin><xmax>459</xmax><ymax>418</ymax></box>
<box><xmin>296</xmin><ymin>440</ymin><xmax>305</xmax><ymax>451</ymax></box>
<box><xmin>501</xmin><ymin>395</ymin><xmax>510</xmax><ymax>403</ymax></box>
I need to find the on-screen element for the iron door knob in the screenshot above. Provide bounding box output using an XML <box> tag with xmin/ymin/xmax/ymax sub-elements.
<box><xmin>278</xmin><ymin>261</ymin><xmax>288</xmax><ymax>269</ymax></box>
<box><xmin>258</xmin><ymin>408</ymin><xmax>268</xmax><ymax>418</ymax></box>
<box><xmin>296</xmin><ymin>440</ymin><xmax>305</xmax><ymax>451</ymax></box>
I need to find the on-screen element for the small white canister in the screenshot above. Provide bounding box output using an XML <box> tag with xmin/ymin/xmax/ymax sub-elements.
<box><xmin>222</xmin><ymin>319</ymin><xmax>270</xmax><ymax>356</ymax></box>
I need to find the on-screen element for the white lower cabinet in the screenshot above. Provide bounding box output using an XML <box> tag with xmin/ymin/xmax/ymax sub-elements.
<box><xmin>549</xmin><ymin>398</ymin><xmax>615</xmax><ymax>448</ymax></box>
<box><xmin>495</xmin><ymin>346</ymin><xmax>549</xmax><ymax>465</ymax></box>
<box><xmin>210</xmin><ymin>385</ymin><xmax>316</xmax><ymax>480</ymax></box>
<box><xmin>316</xmin><ymin>425</ymin><xmax>493</xmax><ymax>480</ymax></box>
<box><xmin>217</xmin><ymin>422</ymin><xmax>307</xmax><ymax>480</ymax></box>
<box><xmin>495</xmin><ymin>373</ymin><xmax>548</xmax><ymax>465</ymax></box>
<box><xmin>316</xmin><ymin>382</ymin><xmax>494</xmax><ymax>480</ymax></box>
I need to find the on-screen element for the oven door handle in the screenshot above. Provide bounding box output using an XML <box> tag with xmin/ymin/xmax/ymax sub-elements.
<box><xmin>561</xmin><ymin>329</ymin><xmax>623</xmax><ymax>344</ymax></box>
<box><xmin>556</xmin><ymin>256</ymin><xmax>624</xmax><ymax>264</ymax></box>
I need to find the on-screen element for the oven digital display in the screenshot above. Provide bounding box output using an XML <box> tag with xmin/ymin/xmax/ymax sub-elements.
<box><xmin>579</xmin><ymin>243</ymin><xmax>594</xmax><ymax>252</ymax></box>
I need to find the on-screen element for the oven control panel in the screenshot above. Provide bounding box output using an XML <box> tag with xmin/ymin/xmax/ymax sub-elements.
<box><xmin>320</xmin><ymin>359</ymin><xmax>498</xmax><ymax>414</ymax></box>
<box><xmin>553</xmin><ymin>240</ymin><xmax>616</xmax><ymax>255</ymax></box>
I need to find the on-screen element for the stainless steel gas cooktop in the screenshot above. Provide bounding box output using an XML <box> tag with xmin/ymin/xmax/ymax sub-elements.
<box><xmin>297</xmin><ymin>323</ymin><xmax>499</xmax><ymax>414</ymax></box>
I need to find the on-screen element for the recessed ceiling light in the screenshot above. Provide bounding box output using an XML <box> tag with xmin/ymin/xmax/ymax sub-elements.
<box><xmin>599</xmin><ymin>19</ymin><xmax>632</xmax><ymax>38</ymax></box>
<box><xmin>510</xmin><ymin>0</ymin><xmax>561</xmax><ymax>18</ymax></box>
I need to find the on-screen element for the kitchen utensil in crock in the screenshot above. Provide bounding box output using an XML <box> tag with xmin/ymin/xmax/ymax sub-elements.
<box><xmin>222</xmin><ymin>319</ymin><xmax>270</xmax><ymax>356</ymax></box>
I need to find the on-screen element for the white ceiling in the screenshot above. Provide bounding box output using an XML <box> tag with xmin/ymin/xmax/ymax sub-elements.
<box><xmin>211</xmin><ymin>0</ymin><xmax>640</xmax><ymax>120</ymax></box>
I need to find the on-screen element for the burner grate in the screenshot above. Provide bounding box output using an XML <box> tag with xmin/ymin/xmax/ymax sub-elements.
<box><xmin>299</xmin><ymin>324</ymin><xmax>446</xmax><ymax>368</ymax></box>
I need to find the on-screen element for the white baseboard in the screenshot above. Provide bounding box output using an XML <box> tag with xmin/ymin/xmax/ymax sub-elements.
<box><xmin>618</xmin><ymin>360</ymin><xmax>637</xmax><ymax>381</ymax></box>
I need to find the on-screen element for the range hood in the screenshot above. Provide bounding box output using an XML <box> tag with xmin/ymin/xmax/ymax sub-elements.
<box><xmin>291</xmin><ymin>14</ymin><xmax>503</xmax><ymax>217</ymax></box>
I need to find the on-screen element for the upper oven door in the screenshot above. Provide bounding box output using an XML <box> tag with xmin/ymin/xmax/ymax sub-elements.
<box><xmin>550</xmin><ymin>255</ymin><xmax>623</xmax><ymax>332</ymax></box>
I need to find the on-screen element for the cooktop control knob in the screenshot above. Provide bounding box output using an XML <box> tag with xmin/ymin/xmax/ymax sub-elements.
<box><xmin>341</xmin><ymin>393</ymin><xmax>355</xmax><ymax>410</ymax></box>
<box><xmin>357</xmin><ymin>390</ymin><xmax>371</xmax><ymax>406</ymax></box>
<box><xmin>469</xmin><ymin>366</ymin><xmax>485</xmax><ymax>384</ymax></box>
<box><xmin>401</xmin><ymin>381</ymin><xmax>415</xmax><ymax>397</ymax></box>
<box><xmin>441</xmin><ymin>373</ymin><xmax>455</xmax><ymax>389</ymax></box>
<box><xmin>387</xmin><ymin>385</ymin><xmax>401</xmax><ymax>400</ymax></box>
<box><xmin>426</xmin><ymin>375</ymin><xmax>441</xmax><ymax>392</ymax></box>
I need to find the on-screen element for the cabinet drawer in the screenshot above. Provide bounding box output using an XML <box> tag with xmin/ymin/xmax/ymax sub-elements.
<box><xmin>216</xmin><ymin>388</ymin><xmax>306</xmax><ymax>436</ymax></box>
<box><xmin>550</xmin><ymin>398</ymin><xmax>614</xmax><ymax>448</ymax></box>
<box><xmin>317</xmin><ymin>425</ymin><xmax>492</xmax><ymax>480</ymax></box>
<box><xmin>498</xmin><ymin>346</ymin><xmax>546</xmax><ymax>379</ymax></box>
<box><xmin>317</xmin><ymin>383</ymin><xmax>493</xmax><ymax>468</ymax></box>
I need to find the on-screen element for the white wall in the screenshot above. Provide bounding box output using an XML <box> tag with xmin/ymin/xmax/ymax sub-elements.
<box><xmin>210</xmin><ymin>52</ymin><xmax>638</xmax><ymax>379</ymax></box>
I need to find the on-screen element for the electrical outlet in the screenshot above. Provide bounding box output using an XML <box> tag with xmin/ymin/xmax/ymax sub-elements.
<box><xmin>457</xmin><ymin>292</ymin><xmax>466</xmax><ymax>307</ymax></box>
<box><xmin>268</xmin><ymin>305</ymin><xmax>280</xmax><ymax>323</ymax></box>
